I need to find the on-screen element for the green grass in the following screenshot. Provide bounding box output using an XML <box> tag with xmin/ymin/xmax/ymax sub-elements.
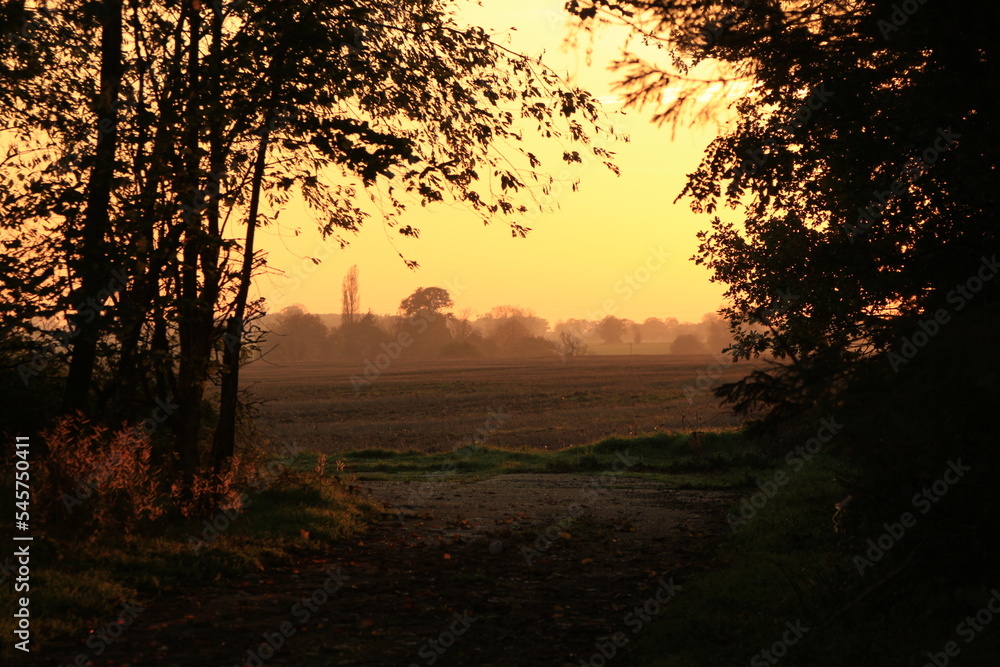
<box><xmin>0</xmin><ymin>428</ymin><xmax>769</xmax><ymax>659</ymax></box>
<box><xmin>15</xmin><ymin>428</ymin><xmax>972</xmax><ymax>666</ymax></box>
<box><xmin>297</xmin><ymin>429</ymin><xmax>778</xmax><ymax>490</ymax></box>
<box><xmin>622</xmin><ymin>449</ymin><xmax>1000</xmax><ymax>667</ymax></box>
<box><xmin>0</xmin><ymin>470</ymin><xmax>380</xmax><ymax>658</ymax></box>
<box><xmin>623</xmin><ymin>452</ymin><xmax>851</xmax><ymax>666</ymax></box>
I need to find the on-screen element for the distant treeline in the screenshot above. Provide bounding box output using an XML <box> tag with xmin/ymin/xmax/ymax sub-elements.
<box><xmin>260</xmin><ymin>286</ymin><xmax>736</xmax><ymax>362</ymax></box>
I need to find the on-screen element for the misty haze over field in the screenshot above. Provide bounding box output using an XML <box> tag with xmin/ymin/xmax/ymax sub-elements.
<box><xmin>260</xmin><ymin>270</ymin><xmax>741</xmax><ymax>362</ymax></box>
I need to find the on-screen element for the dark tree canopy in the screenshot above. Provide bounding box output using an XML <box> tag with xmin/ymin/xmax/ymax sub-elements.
<box><xmin>399</xmin><ymin>286</ymin><xmax>454</xmax><ymax>318</ymax></box>
<box><xmin>594</xmin><ymin>315</ymin><xmax>626</xmax><ymax>344</ymax></box>
<box><xmin>569</xmin><ymin>0</ymin><xmax>1000</xmax><ymax>423</ymax></box>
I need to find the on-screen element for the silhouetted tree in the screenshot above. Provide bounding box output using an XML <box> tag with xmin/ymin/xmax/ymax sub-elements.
<box><xmin>555</xmin><ymin>319</ymin><xmax>592</xmax><ymax>341</ymax></box>
<box><xmin>393</xmin><ymin>287</ymin><xmax>452</xmax><ymax>357</ymax></box>
<box><xmin>595</xmin><ymin>316</ymin><xmax>626</xmax><ymax>344</ymax></box>
<box><xmin>400</xmin><ymin>287</ymin><xmax>454</xmax><ymax>319</ymax></box>
<box><xmin>671</xmin><ymin>333</ymin><xmax>707</xmax><ymax>355</ymax></box>
<box><xmin>448</xmin><ymin>307</ymin><xmax>477</xmax><ymax>342</ymax></box>
<box><xmin>2</xmin><ymin>1</ymin><xmax>618</xmax><ymax>486</ymax></box>
<box><xmin>333</xmin><ymin>310</ymin><xmax>389</xmax><ymax>358</ymax></box>
<box><xmin>557</xmin><ymin>331</ymin><xmax>588</xmax><ymax>357</ymax></box>
<box><xmin>701</xmin><ymin>312</ymin><xmax>734</xmax><ymax>355</ymax></box>
<box><xmin>341</xmin><ymin>265</ymin><xmax>360</xmax><ymax>328</ymax></box>
<box><xmin>264</xmin><ymin>306</ymin><xmax>330</xmax><ymax>361</ymax></box>
<box><xmin>474</xmin><ymin>306</ymin><xmax>552</xmax><ymax>356</ymax></box>
<box><xmin>441</xmin><ymin>307</ymin><xmax>491</xmax><ymax>357</ymax></box>
<box><xmin>640</xmin><ymin>317</ymin><xmax>678</xmax><ymax>342</ymax></box>
<box><xmin>569</xmin><ymin>0</ymin><xmax>999</xmax><ymax>423</ymax></box>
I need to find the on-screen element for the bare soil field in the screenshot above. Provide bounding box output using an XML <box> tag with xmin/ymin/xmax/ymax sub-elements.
<box><xmin>24</xmin><ymin>358</ymin><xmax>763</xmax><ymax>666</ymax></box>
<box><xmin>239</xmin><ymin>354</ymin><xmax>762</xmax><ymax>454</ymax></box>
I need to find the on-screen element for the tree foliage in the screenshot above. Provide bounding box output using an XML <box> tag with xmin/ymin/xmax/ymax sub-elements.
<box><xmin>399</xmin><ymin>286</ymin><xmax>454</xmax><ymax>318</ymax></box>
<box><xmin>1</xmin><ymin>0</ymin><xmax>617</xmax><ymax>487</ymax></box>
<box><xmin>341</xmin><ymin>265</ymin><xmax>360</xmax><ymax>327</ymax></box>
<box><xmin>594</xmin><ymin>315</ymin><xmax>626</xmax><ymax>344</ymax></box>
<box><xmin>569</xmin><ymin>0</ymin><xmax>999</xmax><ymax>424</ymax></box>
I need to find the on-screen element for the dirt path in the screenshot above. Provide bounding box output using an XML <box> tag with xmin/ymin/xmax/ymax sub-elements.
<box><xmin>36</xmin><ymin>475</ymin><xmax>737</xmax><ymax>667</ymax></box>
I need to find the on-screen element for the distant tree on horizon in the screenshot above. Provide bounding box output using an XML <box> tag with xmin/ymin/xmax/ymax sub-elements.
<box><xmin>594</xmin><ymin>316</ymin><xmax>626</xmax><ymax>344</ymax></box>
<box><xmin>557</xmin><ymin>331</ymin><xmax>588</xmax><ymax>357</ymax></box>
<box><xmin>264</xmin><ymin>306</ymin><xmax>331</xmax><ymax>362</ymax></box>
<box><xmin>671</xmin><ymin>333</ymin><xmax>708</xmax><ymax>355</ymax></box>
<box><xmin>400</xmin><ymin>287</ymin><xmax>454</xmax><ymax>319</ymax></box>
<box><xmin>341</xmin><ymin>265</ymin><xmax>360</xmax><ymax>328</ymax></box>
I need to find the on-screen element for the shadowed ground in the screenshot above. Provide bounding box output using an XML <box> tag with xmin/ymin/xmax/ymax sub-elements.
<box><xmin>32</xmin><ymin>474</ymin><xmax>735</xmax><ymax>666</ymax></box>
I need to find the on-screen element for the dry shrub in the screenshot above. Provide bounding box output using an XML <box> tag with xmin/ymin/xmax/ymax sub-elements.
<box><xmin>168</xmin><ymin>452</ymin><xmax>254</xmax><ymax>519</ymax></box>
<box><xmin>36</xmin><ymin>415</ymin><xmax>279</xmax><ymax>535</ymax></box>
<box><xmin>36</xmin><ymin>414</ymin><xmax>164</xmax><ymax>535</ymax></box>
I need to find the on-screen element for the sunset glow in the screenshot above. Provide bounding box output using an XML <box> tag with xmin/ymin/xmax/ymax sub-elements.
<box><xmin>254</xmin><ymin>0</ymin><xmax>725</xmax><ymax>324</ymax></box>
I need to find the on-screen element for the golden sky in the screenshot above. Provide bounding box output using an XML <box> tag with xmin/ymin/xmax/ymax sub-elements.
<box><xmin>254</xmin><ymin>0</ymin><xmax>728</xmax><ymax>325</ymax></box>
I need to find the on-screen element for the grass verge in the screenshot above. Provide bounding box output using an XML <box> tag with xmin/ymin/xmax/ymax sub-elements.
<box><xmin>0</xmin><ymin>468</ymin><xmax>380</xmax><ymax>659</ymax></box>
<box><xmin>622</xmin><ymin>449</ymin><xmax>1000</xmax><ymax>666</ymax></box>
<box><xmin>299</xmin><ymin>429</ymin><xmax>776</xmax><ymax>489</ymax></box>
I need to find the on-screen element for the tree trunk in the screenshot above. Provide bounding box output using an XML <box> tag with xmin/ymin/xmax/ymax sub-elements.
<box><xmin>173</xmin><ymin>2</ymin><xmax>206</xmax><ymax>477</ymax></box>
<box><xmin>212</xmin><ymin>36</ymin><xmax>287</xmax><ymax>474</ymax></box>
<box><xmin>212</xmin><ymin>112</ymin><xmax>272</xmax><ymax>474</ymax></box>
<box><xmin>62</xmin><ymin>0</ymin><xmax>123</xmax><ymax>413</ymax></box>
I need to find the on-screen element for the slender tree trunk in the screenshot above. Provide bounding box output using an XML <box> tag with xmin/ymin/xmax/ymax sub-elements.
<box><xmin>212</xmin><ymin>111</ymin><xmax>272</xmax><ymax>474</ymax></box>
<box><xmin>173</xmin><ymin>3</ymin><xmax>205</xmax><ymax>477</ymax></box>
<box><xmin>63</xmin><ymin>0</ymin><xmax>123</xmax><ymax>413</ymax></box>
<box><xmin>212</xmin><ymin>36</ymin><xmax>287</xmax><ymax>474</ymax></box>
<box><xmin>107</xmin><ymin>4</ymin><xmax>189</xmax><ymax>419</ymax></box>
